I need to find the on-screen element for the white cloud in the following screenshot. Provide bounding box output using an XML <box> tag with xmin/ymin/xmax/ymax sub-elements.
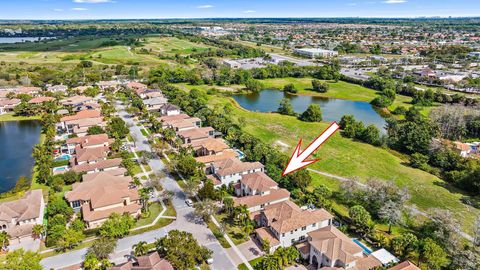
<box><xmin>71</xmin><ymin>7</ymin><xmax>88</xmax><ymax>11</ymax></box>
<box><xmin>347</xmin><ymin>3</ymin><xmax>357</xmax><ymax>6</ymax></box>
<box><xmin>197</xmin><ymin>5</ymin><xmax>214</xmax><ymax>9</ymax></box>
<box><xmin>383</xmin><ymin>0</ymin><xmax>407</xmax><ymax>3</ymax></box>
<box><xmin>243</xmin><ymin>10</ymin><xmax>256</xmax><ymax>13</ymax></box>
<box><xmin>53</xmin><ymin>8</ymin><xmax>63</xmax><ymax>12</ymax></box>
<box><xmin>73</xmin><ymin>0</ymin><xmax>114</xmax><ymax>3</ymax></box>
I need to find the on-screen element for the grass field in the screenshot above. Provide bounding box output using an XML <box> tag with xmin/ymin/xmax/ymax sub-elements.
<box><xmin>189</xmin><ymin>87</ymin><xmax>479</xmax><ymax>233</ymax></box>
<box><xmin>141</xmin><ymin>36</ymin><xmax>211</xmax><ymax>55</ymax></box>
<box><xmin>0</xmin><ymin>113</ymin><xmax>41</xmax><ymax>122</ymax></box>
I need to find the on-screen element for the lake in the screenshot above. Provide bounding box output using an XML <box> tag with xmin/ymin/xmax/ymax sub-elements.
<box><xmin>233</xmin><ymin>89</ymin><xmax>387</xmax><ymax>131</ymax></box>
<box><xmin>0</xmin><ymin>37</ymin><xmax>54</xmax><ymax>44</ymax></box>
<box><xmin>0</xmin><ymin>121</ymin><xmax>42</xmax><ymax>193</ymax></box>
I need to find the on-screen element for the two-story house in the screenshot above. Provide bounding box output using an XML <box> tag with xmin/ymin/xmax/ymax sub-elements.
<box><xmin>177</xmin><ymin>127</ymin><xmax>214</xmax><ymax>144</ymax></box>
<box><xmin>61</xmin><ymin>133</ymin><xmax>112</xmax><ymax>154</ymax></box>
<box><xmin>210</xmin><ymin>157</ymin><xmax>264</xmax><ymax>187</ymax></box>
<box><xmin>65</xmin><ymin>172</ymin><xmax>141</xmax><ymax>228</ymax></box>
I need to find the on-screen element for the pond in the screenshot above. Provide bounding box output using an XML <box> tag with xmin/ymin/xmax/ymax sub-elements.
<box><xmin>0</xmin><ymin>37</ymin><xmax>54</xmax><ymax>44</ymax></box>
<box><xmin>0</xmin><ymin>121</ymin><xmax>42</xmax><ymax>193</ymax></box>
<box><xmin>233</xmin><ymin>89</ymin><xmax>387</xmax><ymax>132</ymax></box>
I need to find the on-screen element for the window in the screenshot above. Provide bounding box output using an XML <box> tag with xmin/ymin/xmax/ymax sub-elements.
<box><xmin>291</xmin><ymin>231</ymin><xmax>294</xmax><ymax>235</ymax></box>
<box><xmin>302</xmin><ymin>226</ymin><xmax>306</xmax><ymax>231</ymax></box>
<box><xmin>299</xmin><ymin>236</ymin><xmax>305</xmax><ymax>241</ymax></box>
<box><xmin>72</xmin><ymin>200</ymin><xmax>81</xmax><ymax>208</ymax></box>
<box><xmin>312</xmin><ymin>223</ymin><xmax>317</xmax><ymax>227</ymax></box>
<box><xmin>291</xmin><ymin>239</ymin><xmax>295</xmax><ymax>244</ymax></box>
<box><xmin>282</xmin><ymin>233</ymin><xmax>285</xmax><ymax>237</ymax></box>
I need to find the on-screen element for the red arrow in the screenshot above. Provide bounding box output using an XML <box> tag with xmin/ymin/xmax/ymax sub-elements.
<box><xmin>282</xmin><ymin>122</ymin><xmax>340</xmax><ymax>176</ymax></box>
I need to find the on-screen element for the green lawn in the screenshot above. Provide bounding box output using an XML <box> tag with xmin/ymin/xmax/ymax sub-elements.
<box><xmin>207</xmin><ymin>220</ymin><xmax>231</xmax><ymax>248</ymax></box>
<box><xmin>213</xmin><ymin>212</ymin><xmax>249</xmax><ymax>246</ymax></box>
<box><xmin>201</xmin><ymin>92</ymin><xmax>479</xmax><ymax>234</ymax></box>
<box><xmin>0</xmin><ymin>113</ymin><xmax>41</xmax><ymax>122</ymax></box>
<box><xmin>142</xmin><ymin>36</ymin><xmax>211</xmax><ymax>56</ymax></box>
<box><xmin>238</xmin><ymin>257</ymin><xmax>264</xmax><ymax>270</ymax></box>
<box><xmin>134</xmin><ymin>202</ymin><xmax>163</xmax><ymax>228</ymax></box>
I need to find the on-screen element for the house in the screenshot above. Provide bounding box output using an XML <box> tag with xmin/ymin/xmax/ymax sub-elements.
<box><xmin>195</xmin><ymin>149</ymin><xmax>238</xmax><ymax>165</ymax></box>
<box><xmin>388</xmin><ymin>261</ymin><xmax>420</xmax><ymax>270</ymax></box>
<box><xmin>177</xmin><ymin>127</ymin><xmax>214</xmax><ymax>143</ymax></box>
<box><xmin>158</xmin><ymin>114</ymin><xmax>191</xmax><ymax>128</ymax></box>
<box><xmin>143</xmin><ymin>97</ymin><xmax>168</xmax><ymax>112</ymax></box>
<box><xmin>62</xmin><ymin>133</ymin><xmax>112</xmax><ymax>154</ymax></box>
<box><xmin>453</xmin><ymin>141</ymin><xmax>472</xmax><ymax>157</ymax></box>
<box><xmin>209</xmin><ymin>157</ymin><xmax>264</xmax><ymax>186</ymax></box>
<box><xmin>0</xmin><ymin>189</ymin><xmax>44</xmax><ymax>245</ymax></box>
<box><xmin>71</xmin><ymin>157</ymin><xmax>123</xmax><ymax>174</ymax></box>
<box><xmin>72</xmin><ymin>86</ymin><xmax>92</xmax><ymax>94</ymax></box>
<box><xmin>223</xmin><ymin>59</ymin><xmax>242</xmax><ymax>69</ymax></box>
<box><xmin>127</xmin><ymin>82</ymin><xmax>148</xmax><ymax>92</ymax></box>
<box><xmin>70</xmin><ymin>145</ymin><xmax>109</xmax><ymax>166</ymax></box>
<box><xmin>254</xmin><ymin>200</ymin><xmax>333</xmax><ymax>251</ymax></box>
<box><xmin>0</xmin><ymin>98</ymin><xmax>21</xmax><ymax>114</ymax></box>
<box><xmin>159</xmin><ymin>104</ymin><xmax>181</xmax><ymax>116</ymax></box>
<box><xmin>107</xmin><ymin>252</ymin><xmax>174</xmax><ymax>270</ymax></box>
<box><xmin>28</xmin><ymin>96</ymin><xmax>55</xmax><ymax>105</ymax></box>
<box><xmin>140</xmin><ymin>90</ymin><xmax>163</xmax><ymax>99</ymax></box>
<box><xmin>188</xmin><ymin>138</ymin><xmax>230</xmax><ymax>157</ymax></box>
<box><xmin>15</xmin><ymin>86</ymin><xmax>41</xmax><ymax>96</ymax></box>
<box><xmin>234</xmin><ymin>172</ymin><xmax>290</xmax><ymax>212</ymax></box>
<box><xmin>60</xmin><ymin>96</ymin><xmax>94</xmax><ymax>107</ymax></box>
<box><xmin>97</xmin><ymin>81</ymin><xmax>122</xmax><ymax>91</ymax></box>
<box><xmin>47</xmin><ymin>84</ymin><xmax>68</xmax><ymax>93</ymax></box>
<box><xmin>413</xmin><ymin>68</ymin><xmax>436</xmax><ymax>78</ymax></box>
<box><xmin>58</xmin><ymin>109</ymin><xmax>103</xmax><ymax>133</ymax></box>
<box><xmin>65</xmin><ymin>172</ymin><xmax>141</xmax><ymax>228</ymax></box>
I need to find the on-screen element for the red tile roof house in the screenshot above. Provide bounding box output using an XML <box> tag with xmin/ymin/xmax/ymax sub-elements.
<box><xmin>70</xmin><ymin>145</ymin><xmax>110</xmax><ymax>167</ymax></box>
<box><xmin>61</xmin><ymin>133</ymin><xmax>112</xmax><ymax>155</ymax></box>
<box><xmin>15</xmin><ymin>86</ymin><xmax>42</xmax><ymax>96</ymax></box>
<box><xmin>158</xmin><ymin>114</ymin><xmax>197</xmax><ymax>129</ymax></box>
<box><xmin>65</xmin><ymin>172</ymin><xmax>141</xmax><ymax>229</ymax></box>
<box><xmin>47</xmin><ymin>84</ymin><xmax>68</xmax><ymax>93</ymax></box>
<box><xmin>0</xmin><ymin>98</ymin><xmax>21</xmax><ymax>114</ymax></box>
<box><xmin>171</xmin><ymin>117</ymin><xmax>203</xmax><ymax>132</ymax></box>
<box><xmin>187</xmin><ymin>137</ymin><xmax>230</xmax><ymax>157</ymax></box>
<box><xmin>58</xmin><ymin>109</ymin><xmax>103</xmax><ymax>134</ymax></box>
<box><xmin>28</xmin><ymin>96</ymin><xmax>55</xmax><ymax>105</ymax></box>
<box><xmin>97</xmin><ymin>80</ymin><xmax>123</xmax><ymax>91</ymax></box>
<box><xmin>70</xmin><ymin>117</ymin><xmax>107</xmax><ymax>137</ymax></box>
<box><xmin>127</xmin><ymin>82</ymin><xmax>148</xmax><ymax>92</ymax></box>
<box><xmin>234</xmin><ymin>172</ymin><xmax>290</xmax><ymax>212</ymax></box>
<box><xmin>209</xmin><ymin>157</ymin><xmax>264</xmax><ymax>187</ymax></box>
<box><xmin>107</xmin><ymin>252</ymin><xmax>174</xmax><ymax>270</ymax></box>
<box><xmin>71</xmin><ymin>157</ymin><xmax>123</xmax><ymax>175</ymax></box>
<box><xmin>177</xmin><ymin>127</ymin><xmax>214</xmax><ymax>144</ymax></box>
<box><xmin>254</xmin><ymin>200</ymin><xmax>333</xmax><ymax>252</ymax></box>
<box><xmin>0</xmin><ymin>189</ymin><xmax>45</xmax><ymax>245</ymax></box>
<box><xmin>60</xmin><ymin>95</ymin><xmax>94</xmax><ymax>107</ymax></box>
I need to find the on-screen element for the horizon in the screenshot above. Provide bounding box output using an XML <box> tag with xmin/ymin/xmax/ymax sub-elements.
<box><xmin>2</xmin><ymin>0</ymin><xmax>480</xmax><ymax>20</ymax></box>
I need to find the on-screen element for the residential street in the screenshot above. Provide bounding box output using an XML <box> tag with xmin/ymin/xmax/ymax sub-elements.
<box><xmin>41</xmin><ymin>102</ymin><xmax>238</xmax><ymax>270</ymax></box>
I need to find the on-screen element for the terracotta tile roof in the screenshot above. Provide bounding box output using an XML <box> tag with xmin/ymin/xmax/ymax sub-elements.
<box><xmin>240</xmin><ymin>172</ymin><xmax>278</xmax><ymax>192</ymax></box>
<box><xmin>177</xmin><ymin>127</ymin><xmax>214</xmax><ymax>141</ymax></box>
<box><xmin>262</xmin><ymin>201</ymin><xmax>333</xmax><ymax>234</ymax></box>
<box><xmin>66</xmin><ymin>172</ymin><xmax>136</xmax><ymax>205</ymax></box>
<box><xmin>73</xmin><ymin>146</ymin><xmax>109</xmax><ymax>163</ymax></box>
<box><xmin>0</xmin><ymin>98</ymin><xmax>21</xmax><ymax>107</ymax></box>
<box><xmin>16</xmin><ymin>86</ymin><xmax>41</xmax><ymax>94</ymax></box>
<box><xmin>0</xmin><ymin>189</ymin><xmax>43</xmax><ymax>223</ymax></box>
<box><xmin>255</xmin><ymin>227</ymin><xmax>280</xmax><ymax>246</ymax></box>
<box><xmin>195</xmin><ymin>150</ymin><xmax>238</xmax><ymax>164</ymax></box>
<box><xmin>308</xmin><ymin>225</ymin><xmax>363</xmax><ymax>265</ymax></box>
<box><xmin>67</xmin><ymin>117</ymin><xmax>104</xmax><ymax>127</ymax></box>
<box><xmin>60</xmin><ymin>96</ymin><xmax>93</xmax><ymax>106</ymax></box>
<box><xmin>107</xmin><ymin>252</ymin><xmax>174</xmax><ymax>270</ymax></box>
<box><xmin>82</xmin><ymin>168</ymin><xmax>127</xmax><ymax>182</ymax></box>
<box><xmin>60</xmin><ymin>109</ymin><xmax>101</xmax><ymax>122</ymax></box>
<box><xmin>355</xmin><ymin>255</ymin><xmax>383</xmax><ymax>270</ymax></box>
<box><xmin>234</xmin><ymin>188</ymin><xmax>290</xmax><ymax>208</ymax></box>
<box><xmin>127</xmin><ymin>82</ymin><xmax>148</xmax><ymax>90</ymax></box>
<box><xmin>213</xmin><ymin>158</ymin><xmax>263</xmax><ymax>177</ymax></box>
<box><xmin>66</xmin><ymin>134</ymin><xmax>110</xmax><ymax>147</ymax></box>
<box><xmin>158</xmin><ymin>113</ymin><xmax>190</xmax><ymax>123</ymax></box>
<box><xmin>188</xmin><ymin>138</ymin><xmax>229</xmax><ymax>152</ymax></box>
<box><xmin>207</xmin><ymin>174</ymin><xmax>222</xmax><ymax>186</ymax></box>
<box><xmin>171</xmin><ymin>120</ymin><xmax>198</xmax><ymax>130</ymax></box>
<box><xmin>82</xmin><ymin>201</ymin><xmax>141</xmax><ymax>222</ymax></box>
<box><xmin>71</xmin><ymin>158</ymin><xmax>122</xmax><ymax>173</ymax></box>
<box><xmin>28</xmin><ymin>96</ymin><xmax>55</xmax><ymax>104</ymax></box>
<box><xmin>388</xmin><ymin>261</ymin><xmax>421</xmax><ymax>270</ymax></box>
<box><xmin>453</xmin><ymin>141</ymin><xmax>470</xmax><ymax>152</ymax></box>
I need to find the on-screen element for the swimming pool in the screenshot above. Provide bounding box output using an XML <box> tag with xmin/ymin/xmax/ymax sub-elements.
<box><xmin>55</xmin><ymin>154</ymin><xmax>71</xmax><ymax>161</ymax></box>
<box><xmin>53</xmin><ymin>166</ymin><xmax>68</xmax><ymax>172</ymax></box>
<box><xmin>235</xmin><ymin>149</ymin><xmax>245</xmax><ymax>159</ymax></box>
<box><xmin>352</xmin><ymin>238</ymin><xmax>373</xmax><ymax>255</ymax></box>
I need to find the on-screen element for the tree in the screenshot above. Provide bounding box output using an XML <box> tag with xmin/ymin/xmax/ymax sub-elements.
<box><xmin>58</xmin><ymin>228</ymin><xmax>85</xmax><ymax>250</ymax></box>
<box><xmin>299</xmin><ymin>104</ymin><xmax>322</xmax><ymax>122</ymax></box>
<box><xmin>99</xmin><ymin>213</ymin><xmax>135</xmax><ymax>238</ymax></box>
<box><xmin>83</xmin><ymin>252</ymin><xmax>100</xmax><ymax>270</ymax></box>
<box><xmin>245</xmin><ymin>79</ymin><xmax>263</xmax><ymax>93</ymax></box>
<box><xmin>197</xmin><ymin>180</ymin><xmax>217</xmax><ymax>200</ymax></box>
<box><xmin>88</xmin><ymin>237</ymin><xmax>117</xmax><ymax>259</ymax></box>
<box><xmin>420</xmin><ymin>238</ymin><xmax>449</xmax><ymax>270</ymax></box>
<box><xmin>360</xmin><ymin>125</ymin><xmax>380</xmax><ymax>145</ymax></box>
<box><xmin>133</xmin><ymin>241</ymin><xmax>149</xmax><ymax>256</ymax></box>
<box><xmin>312</xmin><ymin>79</ymin><xmax>329</xmax><ymax>93</ymax></box>
<box><xmin>242</xmin><ymin>221</ymin><xmax>254</xmax><ymax>240</ymax></box>
<box><xmin>257</xmin><ymin>254</ymin><xmax>279</xmax><ymax>270</ymax></box>
<box><xmin>349</xmin><ymin>205</ymin><xmax>371</xmax><ymax>235</ymax></box>
<box><xmin>87</xmin><ymin>125</ymin><xmax>105</xmax><ymax>135</ymax></box>
<box><xmin>0</xmin><ymin>249</ymin><xmax>42</xmax><ymax>270</ymax></box>
<box><xmin>0</xmin><ymin>231</ymin><xmax>9</xmax><ymax>250</ymax></box>
<box><xmin>32</xmin><ymin>224</ymin><xmax>44</xmax><ymax>239</ymax></box>
<box><xmin>475</xmin><ymin>216</ymin><xmax>480</xmax><ymax>247</ymax></box>
<box><xmin>277</xmin><ymin>98</ymin><xmax>297</xmax><ymax>116</ymax></box>
<box><xmin>391</xmin><ymin>233</ymin><xmax>418</xmax><ymax>259</ymax></box>
<box><xmin>155</xmin><ymin>230</ymin><xmax>212</xmax><ymax>270</ymax></box>
<box><xmin>107</xmin><ymin>117</ymin><xmax>129</xmax><ymax>139</ymax></box>
<box><xmin>223</xmin><ymin>197</ymin><xmax>235</xmax><ymax>217</ymax></box>
<box><xmin>378</xmin><ymin>200</ymin><xmax>402</xmax><ymax>234</ymax></box>
<box><xmin>174</xmin><ymin>154</ymin><xmax>203</xmax><ymax>180</ymax></box>
<box><xmin>62</xmin><ymin>170</ymin><xmax>81</xmax><ymax>185</ymax></box>
<box><xmin>283</xmin><ymin>83</ymin><xmax>297</xmax><ymax>94</ymax></box>
<box><xmin>194</xmin><ymin>199</ymin><xmax>218</xmax><ymax>223</ymax></box>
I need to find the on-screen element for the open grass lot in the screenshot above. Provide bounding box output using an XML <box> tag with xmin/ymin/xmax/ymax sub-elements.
<box><xmin>196</xmin><ymin>89</ymin><xmax>479</xmax><ymax>233</ymax></box>
<box><xmin>134</xmin><ymin>202</ymin><xmax>163</xmax><ymax>228</ymax></box>
<box><xmin>141</xmin><ymin>36</ymin><xmax>211</xmax><ymax>55</ymax></box>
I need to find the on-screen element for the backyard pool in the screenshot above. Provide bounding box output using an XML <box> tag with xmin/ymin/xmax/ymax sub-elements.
<box><xmin>55</xmin><ymin>154</ymin><xmax>71</xmax><ymax>161</ymax></box>
<box><xmin>53</xmin><ymin>166</ymin><xmax>69</xmax><ymax>173</ymax></box>
<box><xmin>352</xmin><ymin>238</ymin><xmax>373</xmax><ymax>255</ymax></box>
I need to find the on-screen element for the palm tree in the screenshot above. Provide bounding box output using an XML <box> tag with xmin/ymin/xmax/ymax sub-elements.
<box><xmin>223</xmin><ymin>197</ymin><xmax>234</xmax><ymax>217</ymax></box>
<box><xmin>242</xmin><ymin>222</ymin><xmax>254</xmax><ymax>240</ymax></box>
<box><xmin>258</xmin><ymin>254</ymin><xmax>279</xmax><ymax>270</ymax></box>
<box><xmin>234</xmin><ymin>205</ymin><xmax>249</xmax><ymax>226</ymax></box>
<box><xmin>139</xmin><ymin>188</ymin><xmax>151</xmax><ymax>212</ymax></box>
<box><xmin>32</xmin><ymin>224</ymin><xmax>44</xmax><ymax>239</ymax></box>
<box><xmin>0</xmin><ymin>231</ymin><xmax>9</xmax><ymax>251</ymax></box>
<box><xmin>133</xmin><ymin>241</ymin><xmax>149</xmax><ymax>256</ymax></box>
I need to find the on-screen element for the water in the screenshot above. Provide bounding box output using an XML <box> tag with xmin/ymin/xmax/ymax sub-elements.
<box><xmin>0</xmin><ymin>37</ymin><xmax>54</xmax><ymax>44</ymax></box>
<box><xmin>0</xmin><ymin>121</ymin><xmax>41</xmax><ymax>193</ymax></box>
<box><xmin>233</xmin><ymin>89</ymin><xmax>387</xmax><ymax>131</ymax></box>
<box><xmin>352</xmin><ymin>238</ymin><xmax>373</xmax><ymax>255</ymax></box>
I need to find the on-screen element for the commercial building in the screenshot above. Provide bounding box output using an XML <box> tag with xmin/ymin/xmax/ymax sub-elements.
<box><xmin>294</xmin><ymin>48</ymin><xmax>338</xmax><ymax>59</ymax></box>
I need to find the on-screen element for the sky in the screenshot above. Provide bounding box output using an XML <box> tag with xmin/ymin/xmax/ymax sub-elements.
<box><xmin>1</xmin><ymin>0</ymin><xmax>480</xmax><ymax>20</ymax></box>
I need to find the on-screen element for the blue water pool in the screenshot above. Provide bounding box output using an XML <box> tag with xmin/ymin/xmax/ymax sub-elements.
<box><xmin>55</xmin><ymin>154</ymin><xmax>71</xmax><ymax>161</ymax></box>
<box><xmin>235</xmin><ymin>149</ymin><xmax>245</xmax><ymax>159</ymax></box>
<box><xmin>53</xmin><ymin>166</ymin><xmax>68</xmax><ymax>172</ymax></box>
<box><xmin>352</xmin><ymin>238</ymin><xmax>372</xmax><ymax>255</ymax></box>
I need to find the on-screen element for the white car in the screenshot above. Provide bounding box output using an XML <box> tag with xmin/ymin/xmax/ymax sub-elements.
<box><xmin>185</xmin><ymin>199</ymin><xmax>193</xmax><ymax>207</ymax></box>
<box><xmin>206</xmin><ymin>258</ymin><xmax>214</xmax><ymax>265</ymax></box>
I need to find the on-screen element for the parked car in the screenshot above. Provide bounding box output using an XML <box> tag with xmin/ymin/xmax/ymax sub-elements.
<box><xmin>185</xmin><ymin>199</ymin><xmax>193</xmax><ymax>207</ymax></box>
